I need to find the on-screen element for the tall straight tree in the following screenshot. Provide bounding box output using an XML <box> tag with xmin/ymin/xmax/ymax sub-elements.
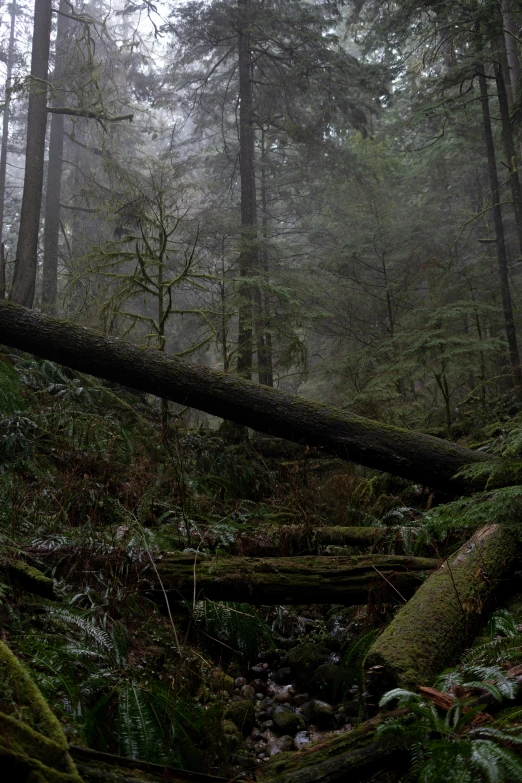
<box><xmin>10</xmin><ymin>0</ymin><xmax>52</xmax><ymax>307</ymax></box>
<box><xmin>41</xmin><ymin>0</ymin><xmax>70</xmax><ymax>314</ymax></box>
<box><xmin>0</xmin><ymin>0</ymin><xmax>18</xmax><ymax>299</ymax></box>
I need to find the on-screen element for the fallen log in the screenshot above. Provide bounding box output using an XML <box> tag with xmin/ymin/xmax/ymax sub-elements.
<box><xmin>364</xmin><ymin>523</ymin><xmax>520</xmax><ymax>693</ymax></box>
<box><xmin>150</xmin><ymin>553</ymin><xmax>438</xmax><ymax>605</ymax></box>
<box><xmin>259</xmin><ymin>710</ymin><xmax>409</xmax><ymax>783</ymax></box>
<box><xmin>0</xmin><ymin>301</ymin><xmax>494</xmax><ymax>492</ymax></box>
<box><xmin>235</xmin><ymin>525</ymin><xmax>426</xmax><ymax>556</ymax></box>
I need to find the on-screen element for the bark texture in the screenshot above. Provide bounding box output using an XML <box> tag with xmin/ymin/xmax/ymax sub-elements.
<box><xmin>364</xmin><ymin>523</ymin><xmax>519</xmax><ymax>692</ymax></box>
<box><xmin>0</xmin><ymin>301</ymin><xmax>496</xmax><ymax>493</ymax></box>
<box><xmin>10</xmin><ymin>0</ymin><xmax>52</xmax><ymax>307</ymax></box>
<box><xmin>260</xmin><ymin>710</ymin><xmax>408</xmax><ymax>783</ymax></box>
<box><xmin>151</xmin><ymin>553</ymin><xmax>438</xmax><ymax>605</ymax></box>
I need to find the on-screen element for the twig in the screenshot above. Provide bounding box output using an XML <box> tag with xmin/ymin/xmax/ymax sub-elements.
<box><xmin>371</xmin><ymin>564</ymin><xmax>407</xmax><ymax>603</ymax></box>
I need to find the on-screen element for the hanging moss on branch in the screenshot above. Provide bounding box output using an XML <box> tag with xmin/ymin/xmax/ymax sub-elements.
<box><xmin>150</xmin><ymin>553</ymin><xmax>438</xmax><ymax>605</ymax></box>
<box><xmin>0</xmin><ymin>640</ymin><xmax>82</xmax><ymax>782</ymax></box>
<box><xmin>364</xmin><ymin>523</ymin><xmax>520</xmax><ymax>693</ymax></box>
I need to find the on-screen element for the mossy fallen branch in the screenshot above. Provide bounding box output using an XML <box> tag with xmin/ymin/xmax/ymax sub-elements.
<box><xmin>7</xmin><ymin>561</ymin><xmax>56</xmax><ymax>599</ymax></box>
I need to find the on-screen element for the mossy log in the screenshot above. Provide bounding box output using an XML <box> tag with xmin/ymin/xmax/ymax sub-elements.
<box><xmin>0</xmin><ymin>640</ymin><xmax>82</xmax><ymax>782</ymax></box>
<box><xmin>364</xmin><ymin>523</ymin><xmax>520</xmax><ymax>693</ymax></box>
<box><xmin>151</xmin><ymin>553</ymin><xmax>438</xmax><ymax>605</ymax></box>
<box><xmin>259</xmin><ymin>710</ymin><xmax>408</xmax><ymax>783</ymax></box>
<box><xmin>236</xmin><ymin>525</ymin><xmax>425</xmax><ymax>556</ymax></box>
<box><xmin>0</xmin><ymin>301</ymin><xmax>494</xmax><ymax>493</ymax></box>
<box><xmin>7</xmin><ymin>560</ymin><xmax>56</xmax><ymax>599</ymax></box>
<box><xmin>69</xmin><ymin>745</ymin><xmax>228</xmax><ymax>782</ymax></box>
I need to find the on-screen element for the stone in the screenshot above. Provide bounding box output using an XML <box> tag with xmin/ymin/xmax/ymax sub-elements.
<box><xmin>251</xmin><ymin>728</ymin><xmax>263</xmax><ymax>741</ymax></box>
<box><xmin>255</xmin><ymin>692</ymin><xmax>264</xmax><ymax>701</ymax></box>
<box><xmin>211</xmin><ymin>670</ymin><xmax>234</xmax><ymax>694</ymax></box>
<box><xmin>269</xmin><ymin>735</ymin><xmax>296</xmax><ymax>756</ymax></box>
<box><xmin>294</xmin><ymin>730</ymin><xmax>311</xmax><ymax>749</ymax></box>
<box><xmin>281</xmin><ymin>643</ymin><xmax>330</xmax><ymax>682</ymax></box>
<box><xmin>293</xmin><ymin>693</ymin><xmax>309</xmax><ymax>706</ymax></box>
<box><xmin>235</xmin><ymin>677</ymin><xmax>248</xmax><ymax>689</ymax></box>
<box><xmin>299</xmin><ymin>699</ymin><xmax>334</xmax><ymax>729</ymax></box>
<box><xmin>273</xmin><ymin>667</ymin><xmax>292</xmax><ymax>684</ymax></box>
<box><xmin>240</xmin><ymin>684</ymin><xmax>256</xmax><ymax>699</ymax></box>
<box><xmin>272</xmin><ymin>705</ymin><xmax>306</xmax><ymax>735</ymax></box>
<box><xmin>260</xmin><ymin>719</ymin><xmax>274</xmax><ymax>730</ymax></box>
<box><xmin>311</xmin><ymin>662</ymin><xmax>350</xmax><ymax>702</ymax></box>
<box><xmin>274</xmin><ymin>690</ymin><xmax>292</xmax><ymax>704</ymax></box>
<box><xmin>251</xmin><ymin>664</ymin><xmax>269</xmax><ymax>681</ymax></box>
<box><xmin>250</xmin><ymin>678</ymin><xmax>266</xmax><ymax>693</ymax></box>
<box><xmin>224</xmin><ymin>700</ymin><xmax>255</xmax><ymax>734</ymax></box>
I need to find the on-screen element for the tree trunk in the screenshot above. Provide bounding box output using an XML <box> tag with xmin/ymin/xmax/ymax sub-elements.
<box><xmin>235</xmin><ymin>525</ymin><xmax>425</xmax><ymax>557</ymax></box>
<box><xmin>259</xmin><ymin>710</ymin><xmax>408</xmax><ymax>783</ymax></box>
<box><xmin>9</xmin><ymin>0</ymin><xmax>52</xmax><ymax>308</ymax></box>
<box><xmin>237</xmin><ymin>0</ymin><xmax>257</xmax><ymax>378</ymax></box>
<box><xmin>41</xmin><ymin>0</ymin><xmax>69</xmax><ymax>315</ymax></box>
<box><xmin>364</xmin><ymin>523</ymin><xmax>519</xmax><ymax>694</ymax></box>
<box><xmin>0</xmin><ymin>0</ymin><xmax>16</xmax><ymax>256</ymax></box>
<box><xmin>494</xmin><ymin>57</ymin><xmax>522</xmax><ymax>253</ymax></box>
<box><xmin>0</xmin><ymin>300</ymin><xmax>498</xmax><ymax>492</ymax></box>
<box><xmin>150</xmin><ymin>553</ymin><xmax>438</xmax><ymax>605</ymax></box>
<box><xmin>478</xmin><ymin>64</ymin><xmax>522</xmax><ymax>394</ymax></box>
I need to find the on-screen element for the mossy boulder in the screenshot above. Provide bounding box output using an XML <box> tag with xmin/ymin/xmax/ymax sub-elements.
<box><xmin>210</xmin><ymin>670</ymin><xmax>234</xmax><ymax>694</ymax></box>
<box><xmin>0</xmin><ymin>640</ymin><xmax>82</xmax><ymax>782</ymax></box>
<box><xmin>281</xmin><ymin>643</ymin><xmax>330</xmax><ymax>682</ymax></box>
<box><xmin>311</xmin><ymin>663</ymin><xmax>351</xmax><ymax>702</ymax></box>
<box><xmin>222</xmin><ymin>718</ymin><xmax>244</xmax><ymax>751</ymax></box>
<box><xmin>272</xmin><ymin>706</ymin><xmax>306</xmax><ymax>735</ymax></box>
<box><xmin>224</xmin><ymin>700</ymin><xmax>255</xmax><ymax>734</ymax></box>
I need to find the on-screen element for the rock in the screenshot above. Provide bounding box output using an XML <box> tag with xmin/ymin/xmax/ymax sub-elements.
<box><xmin>224</xmin><ymin>700</ymin><xmax>255</xmax><ymax>734</ymax></box>
<box><xmin>294</xmin><ymin>730</ymin><xmax>311</xmax><ymax>749</ymax></box>
<box><xmin>255</xmin><ymin>741</ymin><xmax>267</xmax><ymax>754</ymax></box>
<box><xmin>260</xmin><ymin>719</ymin><xmax>274</xmax><ymax>730</ymax></box>
<box><xmin>250</xmin><ymin>678</ymin><xmax>266</xmax><ymax>693</ymax></box>
<box><xmin>293</xmin><ymin>693</ymin><xmax>309</xmax><ymax>706</ymax></box>
<box><xmin>272</xmin><ymin>705</ymin><xmax>307</xmax><ymax>735</ymax></box>
<box><xmin>258</xmin><ymin>649</ymin><xmax>282</xmax><ymax>666</ymax></box>
<box><xmin>275</xmin><ymin>689</ymin><xmax>292</xmax><ymax>704</ymax></box>
<box><xmin>240</xmin><ymin>684</ymin><xmax>256</xmax><ymax>699</ymax></box>
<box><xmin>223</xmin><ymin>719</ymin><xmax>244</xmax><ymax>750</ymax></box>
<box><xmin>235</xmin><ymin>676</ymin><xmax>248</xmax><ymax>689</ymax></box>
<box><xmin>311</xmin><ymin>662</ymin><xmax>350</xmax><ymax>702</ymax></box>
<box><xmin>273</xmin><ymin>667</ymin><xmax>292</xmax><ymax>684</ymax></box>
<box><xmin>211</xmin><ymin>670</ymin><xmax>234</xmax><ymax>694</ymax></box>
<box><xmin>269</xmin><ymin>735</ymin><xmax>296</xmax><ymax>756</ymax></box>
<box><xmin>255</xmin><ymin>692</ymin><xmax>264</xmax><ymax>701</ymax></box>
<box><xmin>282</xmin><ymin>643</ymin><xmax>330</xmax><ymax>682</ymax></box>
<box><xmin>299</xmin><ymin>699</ymin><xmax>334</xmax><ymax>729</ymax></box>
<box><xmin>251</xmin><ymin>728</ymin><xmax>263</xmax><ymax>741</ymax></box>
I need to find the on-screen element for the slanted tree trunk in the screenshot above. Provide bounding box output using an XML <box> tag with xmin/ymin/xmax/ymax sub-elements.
<box><xmin>41</xmin><ymin>0</ymin><xmax>70</xmax><ymax>315</ymax></box>
<box><xmin>478</xmin><ymin>63</ymin><xmax>522</xmax><ymax>394</ymax></box>
<box><xmin>0</xmin><ymin>300</ymin><xmax>498</xmax><ymax>492</ymax></box>
<box><xmin>364</xmin><ymin>523</ymin><xmax>519</xmax><ymax>693</ymax></box>
<box><xmin>0</xmin><ymin>0</ymin><xmax>16</xmax><ymax>269</ymax></box>
<box><xmin>9</xmin><ymin>0</ymin><xmax>52</xmax><ymax>308</ymax></box>
<box><xmin>150</xmin><ymin>553</ymin><xmax>438</xmax><ymax>605</ymax></box>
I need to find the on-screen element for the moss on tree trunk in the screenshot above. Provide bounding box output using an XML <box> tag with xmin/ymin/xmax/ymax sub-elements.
<box><xmin>151</xmin><ymin>553</ymin><xmax>438</xmax><ymax>605</ymax></box>
<box><xmin>364</xmin><ymin>523</ymin><xmax>519</xmax><ymax>692</ymax></box>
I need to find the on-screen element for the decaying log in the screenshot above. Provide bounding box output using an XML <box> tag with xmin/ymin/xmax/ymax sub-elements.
<box><xmin>0</xmin><ymin>301</ymin><xmax>495</xmax><ymax>493</ymax></box>
<box><xmin>259</xmin><ymin>710</ymin><xmax>409</xmax><ymax>783</ymax></box>
<box><xmin>364</xmin><ymin>523</ymin><xmax>520</xmax><ymax>693</ymax></box>
<box><xmin>150</xmin><ymin>553</ymin><xmax>438</xmax><ymax>605</ymax></box>
<box><xmin>235</xmin><ymin>525</ymin><xmax>425</xmax><ymax>556</ymax></box>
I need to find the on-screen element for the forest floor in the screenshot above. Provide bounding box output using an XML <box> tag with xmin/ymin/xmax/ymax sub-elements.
<box><xmin>2</xmin><ymin>348</ymin><xmax>522</xmax><ymax>782</ymax></box>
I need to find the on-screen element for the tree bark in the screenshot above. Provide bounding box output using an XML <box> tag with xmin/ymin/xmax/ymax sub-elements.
<box><xmin>9</xmin><ymin>0</ymin><xmax>52</xmax><ymax>308</ymax></box>
<box><xmin>494</xmin><ymin>58</ymin><xmax>522</xmax><ymax>253</ymax></box>
<box><xmin>150</xmin><ymin>553</ymin><xmax>438</xmax><ymax>605</ymax></box>
<box><xmin>259</xmin><ymin>710</ymin><xmax>408</xmax><ymax>783</ymax></box>
<box><xmin>0</xmin><ymin>300</ymin><xmax>497</xmax><ymax>492</ymax></box>
<box><xmin>42</xmin><ymin>0</ymin><xmax>70</xmax><ymax>315</ymax></box>
<box><xmin>237</xmin><ymin>0</ymin><xmax>257</xmax><ymax>378</ymax></box>
<box><xmin>478</xmin><ymin>64</ymin><xmax>522</xmax><ymax>394</ymax></box>
<box><xmin>0</xmin><ymin>0</ymin><xmax>16</xmax><ymax>260</ymax></box>
<box><xmin>364</xmin><ymin>523</ymin><xmax>519</xmax><ymax>693</ymax></box>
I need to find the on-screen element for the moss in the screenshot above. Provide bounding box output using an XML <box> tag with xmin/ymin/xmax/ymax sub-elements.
<box><xmin>282</xmin><ymin>643</ymin><xmax>330</xmax><ymax>682</ymax></box>
<box><xmin>224</xmin><ymin>700</ymin><xmax>255</xmax><ymax>734</ymax></box>
<box><xmin>8</xmin><ymin>562</ymin><xmax>56</xmax><ymax>600</ymax></box>
<box><xmin>364</xmin><ymin>523</ymin><xmax>518</xmax><ymax>691</ymax></box>
<box><xmin>0</xmin><ymin>641</ymin><xmax>82</xmax><ymax>781</ymax></box>
<box><xmin>272</xmin><ymin>706</ymin><xmax>306</xmax><ymax>735</ymax></box>
<box><xmin>222</xmin><ymin>718</ymin><xmax>244</xmax><ymax>751</ymax></box>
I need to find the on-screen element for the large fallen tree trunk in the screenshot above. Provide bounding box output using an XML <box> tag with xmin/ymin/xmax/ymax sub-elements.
<box><xmin>364</xmin><ymin>523</ymin><xmax>520</xmax><ymax>693</ymax></box>
<box><xmin>0</xmin><ymin>301</ymin><xmax>494</xmax><ymax>492</ymax></box>
<box><xmin>149</xmin><ymin>553</ymin><xmax>438</xmax><ymax>605</ymax></box>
